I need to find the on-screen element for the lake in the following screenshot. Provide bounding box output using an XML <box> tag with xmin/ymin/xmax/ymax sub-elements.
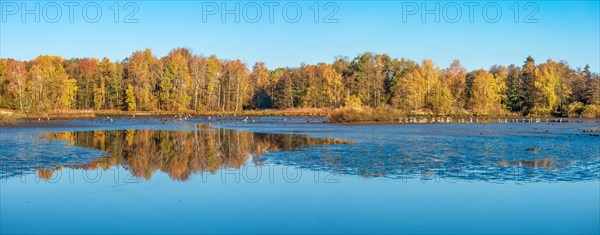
<box><xmin>1</xmin><ymin>116</ymin><xmax>599</xmax><ymax>234</ymax></box>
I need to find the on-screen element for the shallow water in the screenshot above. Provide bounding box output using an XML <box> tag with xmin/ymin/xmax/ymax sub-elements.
<box><xmin>1</xmin><ymin>117</ymin><xmax>599</xmax><ymax>234</ymax></box>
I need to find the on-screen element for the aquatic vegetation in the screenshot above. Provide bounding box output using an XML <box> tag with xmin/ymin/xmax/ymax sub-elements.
<box><xmin>327</xmin><ymin>105</ymin><xmax>403</xmax><ymax>123</ymax></box>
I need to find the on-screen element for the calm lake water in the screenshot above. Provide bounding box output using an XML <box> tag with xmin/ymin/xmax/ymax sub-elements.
<box><xmin>1</xmin><ymin>117</ymin><xmax>599</xmax><ymax>234</ymax></box>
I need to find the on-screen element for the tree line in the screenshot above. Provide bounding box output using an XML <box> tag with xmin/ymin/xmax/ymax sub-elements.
<box><xmin>1</xmin><ymin>48</ymin><xmax>599</xmax><ymax>116</ymax></box>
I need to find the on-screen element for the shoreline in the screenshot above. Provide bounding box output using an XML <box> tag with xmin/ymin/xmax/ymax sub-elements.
<box><xmin>1</xmin><ymin>108</ymin><xmax>599</xmax><ymax>126</ymax></box>
<box><xmin>330</xmin><ymin>118</ymin><xmax>600</xmax><ymax>125</ymax></box>
<box><xmin>2</xmin><ymin>115</ymin><xmax>599</xmax><ymax>128</ymax></box>
<box><xmin>0</xmin><ymin>108</ymin><xmax>328</xmax><ymax>124</ymax></box>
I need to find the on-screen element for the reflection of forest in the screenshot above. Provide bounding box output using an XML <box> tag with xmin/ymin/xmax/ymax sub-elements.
<box><xmin>33</xmin><ymin>128</ymin><xmax>597</xmax><ymax>183</ymax></box>
<box><xmin>42</xmin><ymin>129</ymin><xmax>351</xmax><ymax>181</ymax></box>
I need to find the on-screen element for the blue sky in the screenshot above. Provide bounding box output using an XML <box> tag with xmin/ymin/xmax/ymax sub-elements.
<box><xmin>1</xmin><ymin>1</ymin><xmax>599</xmax><ymax>72</ymax></box>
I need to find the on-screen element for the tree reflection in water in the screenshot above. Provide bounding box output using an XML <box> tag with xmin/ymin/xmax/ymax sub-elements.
<box><xmin>42</xmin><ymin>128</ymin><xmax>351</xmax><ymax>181</ymax></box>
<box><xmin>14</xmin><ymin>126</ymin><xmax>597</xmax><ymax>183</ymax></box>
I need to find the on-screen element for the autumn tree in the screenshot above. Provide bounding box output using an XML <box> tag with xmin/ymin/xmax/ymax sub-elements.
<box><xmin>124</xmin><ymin>49</ymin><xmax>161</xmax><ymax>111</ymax></box>
<box><xmin>349</xmin><ymin>53</ymin><xmax>389</xmax><ymax>107</ymax></box>
<box><xmin>489</xmin><ymin>65</ymin><xmax>508</xmax><ymax>110</ymax></box>
<box><xmin>203</xmin><ymin>56</ymin><xmax>221</xmax><ymax>111</ymax></box>
<box><xmin>319</xmin><ymin>63</ymin><xmax>344</xmax><ymax>107</ymax></box>
<box><xmin>531</xmin><ymin>59</ymin><xmax>570</xmax><ymax>115</ymax></box>
<box><xmin>385</xmin><ymin>58</ymin><xmax>417</xmax><ymax>105</ymax></box>
<box><xmin>302</xmin><ymin>65</ymin><xmax>321</xmax><ymax>108</ymax></box>
<box><xmin>74</xmin><ymin>58</ymin><xmax>100</xmax><ymax>109</ymax></box>
<box><xmin>0</xmin><ymin>59</ymin><xmax>27</xmax><ymax>111</ymax></box>
<box><xmin>442</xmin><ymin>60</ymin><xmax>467</xmax><ymax>110</ymax></box>
<box><xmin>467</xmin><ymin>69</ymin><xmax>504</xmax><ymax>115</ymax></box>
<box><xmin>274</xmin><ymin>69</ymin><xmax>294</xmax><ymax>109</ymax></box>
<box><xmin>92</xmin><ymin>59</ymin><xmax>108</xmax><ymax>110</ymax></box>
<box><xmin>422</xmin><ymin>60</ymin><xmax>440</xmax><ymax>106</ymax></box>
<box><xmin>393</xmin><ymin>63</ymin><xmax>425</xmax><ymax>112</ymax></box>
<box><xmin>392</xmin><ymin>60</ymin><xmax>444</xmax><ymax>113</ymax></box>
<box><xmin>125</xmin><ymin>84</ymin><xmax>136</xmax><ymax>111</ymax></box>
<box><xmin>429</xmin><ymin>82</ymin><xmax>453</xmax><ymax>114</ymax></box>
<box><xmin>189</xmin><ymin>55</ymin><xmax>207</xmax><ymax>111</ymax></box>
<box><xmin>554</xmin><ymin>62</ymin><xmax>575</xmax><ymax>115</ymax></box>
<box><xmin>161</xmin><ymin>49</ymin><xmax>192</xmax><ymax>111</ymax></box>
<box><xmin>334</xmin><ymin>57</ymin><xmax>361</xmax><ymax>106</ymax></box>
<box><xmin>0</xmin><ymin>60</ymin><xmax>10</xmax><ymax>108</ymax></box>
<box><xmin>249</xmin><ymin>62</ymin><xmax>272</xmax><ymax>109</ymax></box>
<box><xmin>99</xmin><ymin>58</ymin><xmax>122</xmax><ymax>110</ymax></box>
<box><xmin>27</xmin><ymin>56</ymin><xmax>77</xmax><ymax>111</ymax></box>
<box><xmin>219</xmin><ymin>60</ymin><xmax>250</xmax><ymax>111</ymax></box>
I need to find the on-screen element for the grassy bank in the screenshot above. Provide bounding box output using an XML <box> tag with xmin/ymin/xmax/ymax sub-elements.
<box><xmin>4</xmin><ymin>108</ymin><xmax>328</xmax><ymax>121</ymax></box>
<box><xmin>326</xmin><ymin>106</ymin><xmax>521</xmax><ymax>123</ymax></box>
<box><xmin>2</xmin><ymin>106</ymin><xmax>599</xmax><ymax>126</ymax></box>
<box><xmin>94</xmin><ymin>108</ymin><xmax>329</xmax><ymax>117</ymax></box>
<box><xmin>326</xmin><ymin>106</ymin><xmax>404</xmax><ymax>123</ymax></box>
<box><xmin>0</xmin><ymin>109</ymin><xmax>22</xmax><ymax>125</ymax></box>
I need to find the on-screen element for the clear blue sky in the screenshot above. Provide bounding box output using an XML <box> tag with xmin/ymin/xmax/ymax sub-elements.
<box><xmin>1</xmin><ymin>0</ymin><xmax>599</xmax><ymax>72</ymax></box>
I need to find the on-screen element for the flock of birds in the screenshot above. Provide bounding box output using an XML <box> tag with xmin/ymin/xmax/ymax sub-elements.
<box><xmin>396</xmin><ymin>117</ymin><xmax>568</xmax><ymax>124</ymax></box>
<box><xmin>95</xmin><ymin>114</ymin><xmax>290</xmax><ymax>125</ymax></box>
